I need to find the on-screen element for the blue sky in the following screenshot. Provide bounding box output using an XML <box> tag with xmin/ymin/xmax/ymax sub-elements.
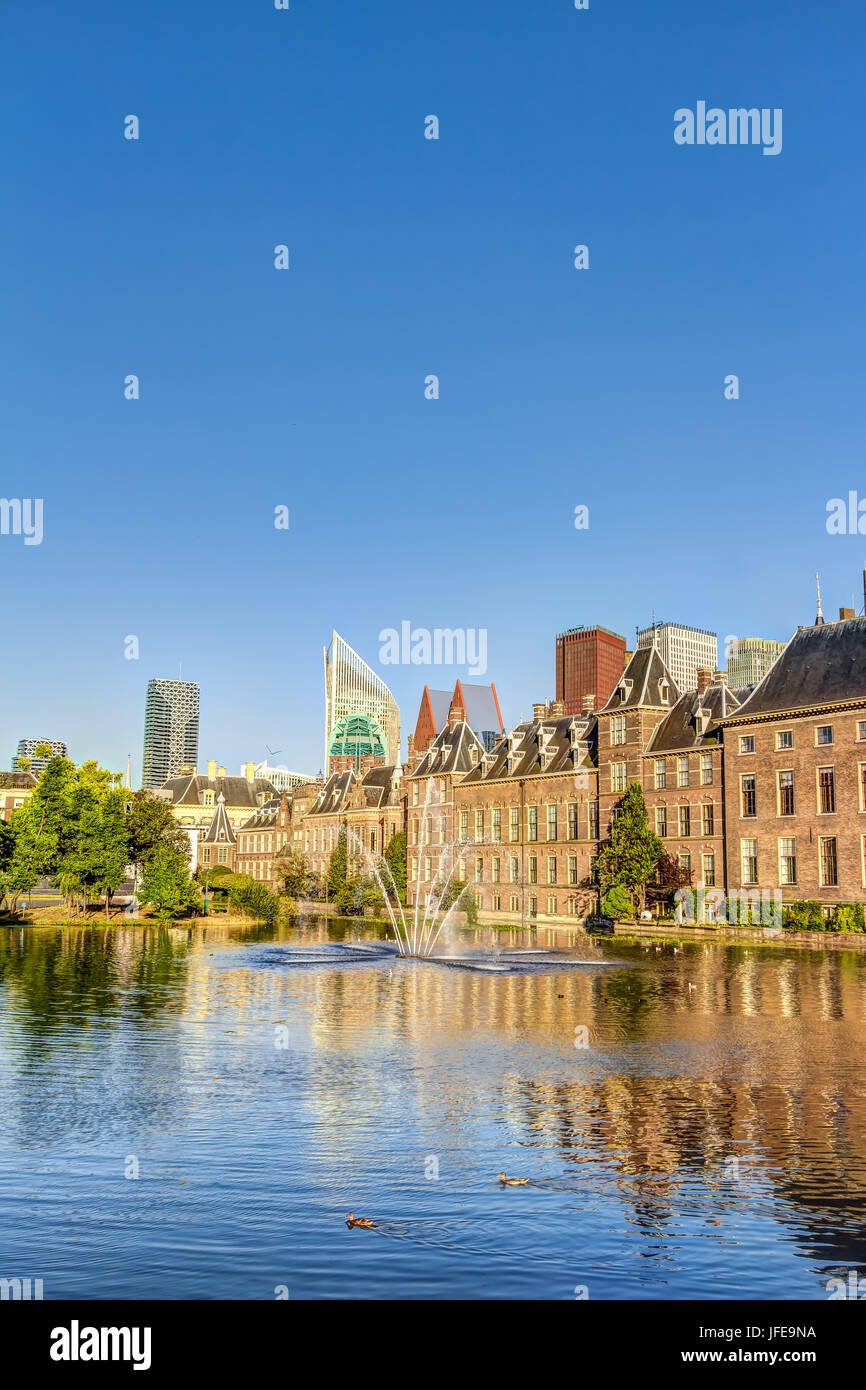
<box><xmin>2</xmin><ymin>0</ymin><xmax>865</xmax><ymax>781</ymax></box>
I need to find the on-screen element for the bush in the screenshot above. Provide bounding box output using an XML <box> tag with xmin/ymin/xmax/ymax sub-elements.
<box><xmin>463</xmin><ymin>889</ymin><xmax>479</xmax><ymax>926</ymax></box>
<box><xmin>228</xmin><ymin>874</ymin><xmax>280</xmax><ymax>924</ymax></box>
<box><xmin>783</xmin><ymin>900</ymin><xmax>825</xmax><ymax>932</ymax></box>
<box><xmin>830</xmin><ymin>903</ymin><xmax>866</xmax><ymax>934</ymax></box>
<box><xmin>602</xmin><ymin>884</ymin><xmax>634</xmax><ymax>919</ymax></box>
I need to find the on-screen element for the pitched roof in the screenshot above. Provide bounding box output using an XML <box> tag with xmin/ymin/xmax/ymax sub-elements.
<box><xmin>239</xmin><ymin>797</ymin><xmax>282</xmax><ymax>831</ymax></box>
<box><xmin>461</xmin><ymin>715</ymin><xmax>597</xmax><ymax>783</ymax></box>
<box><xmin>646</xmin><ymin>683</ymin><xmax>742</xmax><ymax>753</ymax></box>
<box><xmin>307</xmin><ymin>770</ymin><xmax>355</xmax><ymax>817</ymax></box>
<box><xmin>407</xmin><ymin>719</ymin><xmax>485</xmax><ymax>778</ymax></box>
<box><xmin>203</xmin><ymin>793</ymin><xmax>236</xmax><ymax>844</ymax></box>
<box><xmin>160</xmin><ymin>774</ymin><xmax>276</xmax><ymax>807</ymax></box>
<box><xmin>600</xmin><ymin>645</ymin><xmax>678</xmax><ymax>712</ymax></box>
<box><xmin>0</xmin><ymin>771</ymin><xmax>38</xmax><ymax>789</ymax></box>
<box><xmin>724</xmin><ymin>619</ymin><xmax>866</xmax><ymax>721</ymax></box>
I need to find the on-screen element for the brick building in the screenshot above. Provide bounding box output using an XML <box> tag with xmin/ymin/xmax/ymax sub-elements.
<box><xmin>197</xmin><ymin>792</ymin><xmax>236</xmax><ymax>873</ymax></box>
<box><xmin>556</xmin><ymin>625</ymin><xmax>628</xmax><ymax>717</ymax></box>
<box><xmin>235</xmin><ymin>793</ymin><xmax>292</xmax><ymax>885</ymax></box>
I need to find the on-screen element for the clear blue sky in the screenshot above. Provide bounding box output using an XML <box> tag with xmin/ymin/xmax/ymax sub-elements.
<box><xmin>2</xmin><ymin>0</ymin><xmax>865</xmax><ymax>780</ymax></box>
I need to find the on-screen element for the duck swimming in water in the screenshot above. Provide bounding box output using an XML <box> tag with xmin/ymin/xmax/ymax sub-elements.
<box><xmin>346</xmin><ymin>1212</ymin><xmax>376</xmax><ymax>1229</ymax></box>
<box><xmin>497</xmin><ymin>1172</ymin><xmax>529</xmax><ymax>1186</ymax></box>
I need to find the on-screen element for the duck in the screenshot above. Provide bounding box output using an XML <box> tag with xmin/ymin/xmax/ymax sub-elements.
<box><xmin>345</xmin><ymin>1212</ymin><xmax>376</xmax><ymax>1229</ymax></box>
<box><xmin>497</xmin><ymin>1172</ymin><xmax>529</xmax><ymax>1186</ymax></box>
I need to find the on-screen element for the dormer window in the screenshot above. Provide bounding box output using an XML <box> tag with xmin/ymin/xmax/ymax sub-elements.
<box><xmin>203</xmin><ymin>791</ymin><xmax>214</xmax><ymax>807</ymax></box>
<box><xmin>660</xmin><ymin>681</ymin><xmax>670</xmax><ymax>703</ymax></box>
<box><xmin>618</xmin><ymin>678</ymin><xmax>633</xmax><ymax>702</ymax></box>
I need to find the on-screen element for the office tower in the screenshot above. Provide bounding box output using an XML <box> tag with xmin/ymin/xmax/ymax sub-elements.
<box><xmin>725</xmin><ymin>637</ymin><xmax>787</xmax><ymax>688</ymax></box>
<box><xmin>14</xmin><ymin>737</ymin><xmax>67</xmax><ymax>774</ymax></box>
<box><xmin>555</xmin><ymin>626</ymin><xmax>628</xmax><ymax>716</ymax></box>
<box><xmin>635</xmin><ymin>622</ymin><xmax>718</xmax><ymax>694</ymax></box>
<box><xmin>141</xmin><ymin>678</ymin><xmax>200</xmax><ymax>790</ymax></box>
<box><xmin>323</xmin><ymin>630</ymin><xmax>400</xmax><ymax>769</ymax></box>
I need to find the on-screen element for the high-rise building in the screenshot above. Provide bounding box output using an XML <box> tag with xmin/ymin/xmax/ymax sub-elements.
<box><xmin>323</xmin><ymin>630</ymin><xmax>400</xmax><ymax>770</ymax></box>
<box><xmin>725</xmin><ymin>637</ymin><xmax>787</xmax><ymax>689</ymax></box>
<box><xmin>14</xmin><ymin>737</ymin><xmax>67</xmax><ymax>774</ymax></box>
<box><xmin>141</xmin><ymin>678</ymin><xmax>200</xmax><ymax>790</ymax></box>
<box><xmin>555</xmin><ymin>626</ymin><xmax>627</xmax><ymax>716</ymax></box>
<box><xmin>241</xmin><ymin>760</ymin><xmax>313</xmax><ymax>792</ymax></box>
<box><xmin>635</xmin><ymin>622</ymin><xmax>718</xmax><ymax>694</ymax></box>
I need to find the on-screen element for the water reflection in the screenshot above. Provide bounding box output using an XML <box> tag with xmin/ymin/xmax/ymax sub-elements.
<box><xmin>0</xmin><ymin>918</ymin><xmax>864</xmax><ymax>1298</ymax></box>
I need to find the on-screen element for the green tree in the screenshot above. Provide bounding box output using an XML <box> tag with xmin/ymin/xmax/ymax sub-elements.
<box><xmin>272</xmin><ymin>848</ymin><xmax>311</xmax><ymax>900</ymax></box>
<box><xmin>602</xmin><ymin>884</ymin><xmax>633</xmax><ymax>919</ymax></box>
<box><xmin>140</xmin><ymin>845</ymin><xmax>200</xmax><ymax>920</ymax></box>
<box><xmin>228</xmin><ymin>873</ymin><xmax>279</xmax><ymax>924</ymax></box>
<box><xmin>327</xmin><ymin>823</ymin><xmax>348</xmax><ymax>896</ymax></box>
<box><xmin>596</xmin><ymin>782</ymin><xmax>664</xmax><ymax>914</ymax></box>
<box><xmin>1</xmin><ymin>756</ymin><xmax>76</xmax><ymax>912</ymax></box>
<box><xmin>383</xmin><ymin>830</ymin><xmax>407</xmax><ymax>901</ymax></box>
<box><xmin>125</xmin><ymin>794</ymin><xmax>190</xmax><ymax>881</ymax></box>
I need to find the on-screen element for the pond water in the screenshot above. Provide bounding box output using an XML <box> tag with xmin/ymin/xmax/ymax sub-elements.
<box><xmin>1</xmin><ymin>916</ymin><xmax>864</xmax><ymax>1300</ymax></box>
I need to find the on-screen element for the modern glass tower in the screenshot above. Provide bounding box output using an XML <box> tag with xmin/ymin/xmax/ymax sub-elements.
<box><xmin>141</xmin><ymin>678</ymin><xmax>200</xmax><ymax>790</ymax></box>
<box><xmin>323</xmin><ymin>631</ymin><xmax>400</xmax><ymax>771</ymax></box>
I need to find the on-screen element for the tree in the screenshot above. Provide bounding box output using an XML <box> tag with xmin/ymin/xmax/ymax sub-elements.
<box><xmin>602</xmin><ymin>884</ymin><xmax>633</xmax><ymax>919</ymax></box>
<box><xmin>76</xmin><ymin>788</ymin><xmax>130</xmax><ymax>918</ymax></box>
<box><xmin>0</xmin><ymin>756</ymin><xmax>76</xmax><ymax>913</ymax></box>
<box><xmin>125</xmin><ymin>794</ymin><xmax>190</xmax><ymax>882</ymax></box>
<box><xmin>228</xmin><ymin>874</ymin><xmax>279</xmax><ymax>924</ymax></box>
<box><xmin>383</xmin><ymin>830</ymin><xmax>407</xmax><ymax>901</ymax></box>
<box><xmin>596</xmin><ymin>782</ymin><xmax>664</xmax><ymax>914</ymax></box>
<box><xmin>272</xmin><ymin>848</ymin><xmax>311</xmax><ymax>900</ymax></box>
<box><xmin>140</xmin><ymin>845</ymin><xmax>199</xmax><ymax>920</ymax></box>
<box><xmin>327</xmin><ymin>824</ymin><xmax>348</xmax><ymax>896</ymax></box>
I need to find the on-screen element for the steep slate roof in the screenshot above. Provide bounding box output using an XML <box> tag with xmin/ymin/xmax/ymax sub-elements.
<box><xmin>724</xmin><ymin>619</ymin><xmax>866</xmax><ymax>721</ymax></box>
<box><xmin>203</xmin><ymin>792</ymin><xmax>236</xmax><ymax>843</ymax></box>
<box><xmin>461</xmin><ymin>715</ymin><xmax>597</xmax><ymax>783</ymax></box>
<box><xmin>239</xmin><ymin>797</ymin><xmax>282</xmax><ymax>831</ymax></box>
<box><xmin>0</xmin><ymin>771</ymin><xmax>38</xmax><ymax>789</ymax></box>
<box><xmin>407</xmin><ymin>719</ymin><xmax>485</xmax><ymax>778</ymax></box>
<box><xmin>646</xmin><ymin>683</ymin><xmax>742</xmax><ymax>753</ymax></box>
<box><xmin>600</xmin><ymin>645</ymin><xmax>679</xmax><ymax>712</ymax></box>
<box><xmin>161</xmin><ymin>774</ymin><xmax>277</xmax><ymax>807</ymax></box>
<box><xmin>356</xmin><ymin>765</ymin><xmax>400</xmax><ymax>808</ymax></box>
<box><xmin>307</xmin><ymin>771</ymin><xmax>355</xmax><ymax>816</ymax></box>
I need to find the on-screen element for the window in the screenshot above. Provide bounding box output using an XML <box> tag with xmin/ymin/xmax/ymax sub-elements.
<box><xmin>474</xmin><ymin>809</ymin><xmax>484</xmax><ymax>842</ymax></box>
<box><xmin>778</xmin><ymin>770</ymin><xmax>794</xmax><ymax>816</ymax></box>
<box><xmin>777</xmin><ymin>730</ymin><xmax>793</xmax><ymax>750</ymax></box>
<box><xmin>370</xmin><ymin>830</ymin><xmax>377</xmax><ymax>854</ymax></box>
<box><xmin>860</xmin><ymin>764</ymin><xmax>866</xmax><ymax>812</ymax></box>
<box><xmin>611</xmin><ymin>715</ymin><xmax>626</xmax><ymax>745</ymax></box>
<box><xmin>510</xmin><ymin>856</ymin><xmax>519</xmax><ymax>883</ymax></box>
<box><xmin>509</xmin><ymin>807</ymin><xmax>519</xmax><ymax>842</ymax></box>
<box><xmin>459</xmin><ymin>810</ymin><xmax>469</xmax><ymax>841</ymax></box>
<box><xmin>410</xmin><ymin>821</ymin><xmax>417</xmax><ymax>846</ymax></box>
<box><xmin>492</xmin><ymin>808</ymin><xmax>501</xmax><ymax>842</ymax></box>
<box><xmin>702</xmin><ymin>853</ymin><xmax>715</xmax><ymax>886</ymax></box>
<box><xmin>547</xmin><ymin>895</ymin><xmax>557</xmax><ymax>915</ymax></box>
<box><xmin>475</xmin><ymin>856</ymin><xmax>483</xmax><ymax>881</ymax></box>
<box><xmin>439</xmin><ymin>815</ymin><xmax>447</xmax><ymax>844</ymax></box>
<box><xmin>678</xmin><ymin>853</ymin><xmax>691</xmax><ymax>877</ymax></box>
<box><xmin>818</xmin><ymin>767</ymin><xmax>836</xmax><ymax>814</ymax></box>
<box><xmin>413</xmin><ymin>783</ymin><xmax>419</xmax><ymax>805</ymax></box>
<box><xmin>820</xmin><ymin>837</ymin><xmax>838</xmax><ymax>887</ymax></box>
<box><xmin>492</xmin><ymin>894</ymin><xmax>500</xmax><ymax>912</ymax></box>
<box><xmin>816</xmin><ymin>725</ymin><xmax>834</xmax><ymax>745</ymax></box>
<box><xmin>701</xmin><ymin>803</ymin><xmax>714</xmax><ymax>837</ymax></box>
<box><xmin>677</xmin><ymin>756</ymin><xmax>689</xmax><ymax>788</ymax></box>
<box><xmin>588</xmin><ymin>803</ymin><xmax>598</xmax><ymax>839</ymax></box>
<box><xmin>567</xmin><ymin>897</ymin><xmax>579</xmax><ymax>916</ymax></box>
<box><xmin>858</xmin><ymin>721</ymin><xmax>866</xmax><ymax>742</ymax></box>
<box><xmin>492</xmin><ymin>857</ymin><xmax>501</xmax><ymax>883</ymax></box>
<box><xmin>779</xmin><ymin>837</ymin><xmax>797</xmax><ymax>885</ymax></box>
<box><xmin>201</xmin><ymin>847</ymin><xmax>211</xmax><ymax>864</ymax></box>
<box><xmin>742</xmin><ymin>838</ymin><xmax>758</xmax><ymax>886</ymax></box>
<box><xmin>439</xmin><ymin>778</ymin><xmax>446</xmax><ymax>802</ymax></box>
<box><xmin>547</xmin><ymin>856</ymin><xmax>557</xmax><ymax>884</ymax></box>
<box><xmin>655</xmin><ymin>805</ymin><xmax>667</xmax><ymax>837</ymax></box>
<box><xmin>679</xmin><ymin>805</ymin><xmax>691</xmax><ymax>838</ymax></box>
<box><xmin>610</xmin><ymin>762</ymin><xmax>627</xmax><ymax>793</ymax></box>
<box><xmin>700</xmin><ymin>753</ymin><xmax>713</xmax><ymax>786</ymax></box>
<box><xmin>528</xmin><ymin>895</ymin><xmax>538</xmax><ymax>918</ymax></box>
<box><xmin>547</xmin><ymin>805</ymin><xmax>558</xmax><ymax>841</ymax></box>
<box><xmin>568</xmin><ymin>855</ymin><xmax>578</xmax><ymax>885</ymax></box>
<box><xmin>741</xmin><ymin>774</ymin><xmax>757</xmax><ymax>817</ymax></box>
<box><xmin>528</xmin><ymin>856</ymin><xmax>538</xmax><ymax>884</ymax></box>
<box><xmin>425</xmin><ymin>858</ymin><xmax>432</xmax><ymax>882</ymax></box>
<box><xmin>218</xmin><ymin>847</ymin><xmax>228</xmax><ymax>864</ymax></box>
<box><xmin>527</xmin><ymin>806</ymin><xmax>538</xmax><ymax>841</ymax></box>
<box><xmin>654</xmin><ymin>759</ymin><xmax>667</xmax><ymax>790</ymax></box>
<box><xmin>740</xmin><ymin>736</ymin><xmax>755</xmax><ymax>754</ymax></box>
<box><xmin>567</xmin><ymin>803</ymin><xmax>579</xmax><ymax>839</ymax></box>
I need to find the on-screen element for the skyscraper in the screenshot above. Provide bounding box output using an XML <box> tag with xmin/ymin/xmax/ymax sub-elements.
<box><xmin>14</xmin><ymin>737</ymin><xmax>67</xmax><ymax>773</ymax></box>
<box><xmin>635</xmin><ymin>622</ymin><xmax>718</xmax><ymax>694</ymax></box>
<box><xmin>141</xmin><ymin>678</ymin><xmax>200</xmax><ymax>790</ymax></box>
<box><xmin>555</xmin><ymin>626</ymin><xmax>627</xmax><ymax>715</ymax></box>
<box><xmin>726</xmin><ymin>637</ymin><xmax>787</xmax><ymax>688</ymax></box>
<box><xmin>323</xmin><ymin>630</ymin><xmax>400</xmax><ymax>770</ymax></box>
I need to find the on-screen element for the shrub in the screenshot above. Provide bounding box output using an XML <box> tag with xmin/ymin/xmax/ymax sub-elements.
<box><xmin>830</xmin><ymin>903</ymin><xmax>866</xmax><ymax>934</ymax></box>
<box><xmin>228</xmin><ymin>874</ymin><xmax>280</xmax><ymax>924</ymax></box>
<box><xmin>783</xmin><ymin>900</ymin><xmax>825</xmax><ymax>932</ymax></box>
<box><xmin>602</xmin><ymin>884</ymin><xmax>634</xmax><ymax>919</ymax></box>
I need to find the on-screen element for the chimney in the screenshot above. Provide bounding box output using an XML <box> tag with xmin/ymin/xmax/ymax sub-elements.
<box><xmin>532</xmin><ymin>702</ymin><xmax>547</xmax><ymax>721</ymax></box>
<box><xmin>447</xmin><ymin>705</ymin><xmax>462</xmax><ymax>728</ymax></box>
<box><xmin>217</xmin><ymin>765</ymin><xmax>225</xmax><ymax>778</ymax></box>
<box><xmin>207</xmin><ymin>759</ymin><xmax>217</xmax><ymax>780</ymax></box>
<box><xmin>696</xmin><ymin>667</ymin><xmax>711</xmax><ymax>695</ymax></box>
<box><xmin>840</xmin><ymin>606</ymin><xmax>855</xmax><ymax>621</ymax></box>
<box><xmin>549</xmin><ymin>699</ymin><xmax>567</xmax><ymax>717</ymax></box>
<box><xmin>245</xmin><ymin>760</ymin><xmax>256</xmax><ymax>782</ymax></box>
<box><xmin>582</xmin><ymin>694</ymin><xmax>596</xmax><ymax>713</ymax></box>
<box><xmin>713</xmin><ymin>670</ymin><xmax>727</xmax><ymax>687</ymax></box>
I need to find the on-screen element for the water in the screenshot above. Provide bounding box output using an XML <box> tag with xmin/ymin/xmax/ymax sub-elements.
<box><xmin>1</xmin><ymin>917</ymin><xmax>865</xmax><ymax>1300</ymax></box>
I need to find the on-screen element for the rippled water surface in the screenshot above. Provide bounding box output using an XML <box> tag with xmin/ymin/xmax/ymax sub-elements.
<box><xmin>1</xmin><ymin>917</ymin><xmax>865</xmax><ymax>1300</ymax></box>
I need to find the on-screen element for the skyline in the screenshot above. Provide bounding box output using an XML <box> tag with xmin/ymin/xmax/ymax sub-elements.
<box><xmin>3</xmin><ymin>0</ymin><xmax>866</xmax><ymax>781</ymax></box>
